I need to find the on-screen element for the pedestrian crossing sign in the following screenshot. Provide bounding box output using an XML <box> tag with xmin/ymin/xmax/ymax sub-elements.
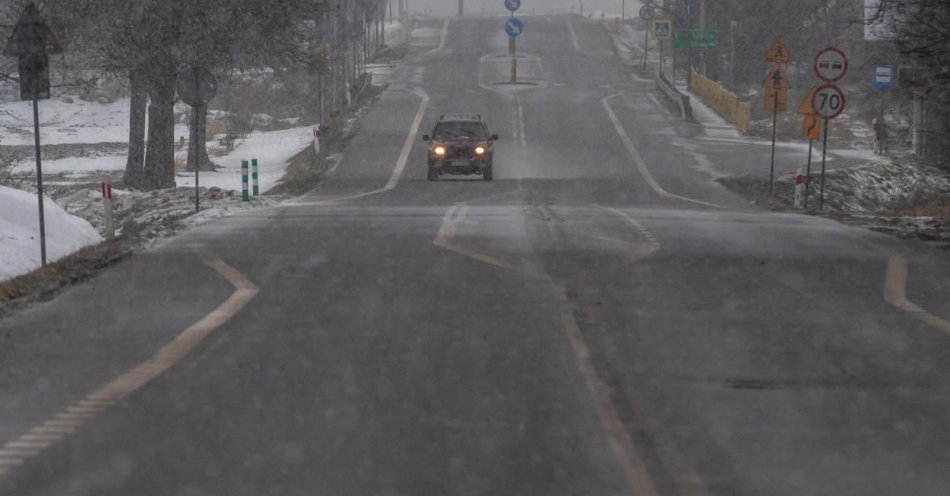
<box><xmin>764</xmin><ymin>36</ymin><xmax>791</xmax><ymax>63</ymax></box>
<box><xmin>652</xmin><ymin>20</ymin><xmax>673</xmax><ymax>41</ymax></box>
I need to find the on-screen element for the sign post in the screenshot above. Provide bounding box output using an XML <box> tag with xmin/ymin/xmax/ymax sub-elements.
<box><xmin>505</xmin><ymin>0</ymin><xmax>522</xmax><ymax>83</ymax></box>
<box><xmin>763</xmin><ymin>36</ymin><xmax>791</xmax><ymax>193</ymax></box>
<box><xmin>810</xmin><ymin>46</ymin><xmax>849</xmax><ymax>210</ymax></box>
<box><xmin>639</xmin><ymin>3</ymin><xmax>656</xmax><ymax>71</ymax></box>
<box><xmin>176</xmin><ymin>67</ymin><xmax>218</xmax><ymax>213</ymax></box>
<box><xmin>798</xmin><ymin>86</ymin><xmax>821</xmax><ymax>209</ymax></box>
<box><xmin>3</xmin><ymin>2</ymin><xmax>63</xmax><ymax>267</ymax></box>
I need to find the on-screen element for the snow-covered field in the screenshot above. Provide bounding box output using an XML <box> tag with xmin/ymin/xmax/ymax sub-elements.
<box><xmin>0</xmin><ymin>94</ymin><xmax>317</xmax><ymax>282</ymax></box>
<box><xmin>0</xmin><ymin>186</ymin><xmax>102</xmax><ymax>281</ymax></box>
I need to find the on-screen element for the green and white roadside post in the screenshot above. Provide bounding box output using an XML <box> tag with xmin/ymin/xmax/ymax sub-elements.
<box><xmin>252</xmin><ymin>158</ymin><xmax>260</xmax><ymax>196</ymax></box>
<box><xmin>242</xmin><ymin>160</ymin><xmax>250</xmax><ymax>202</ymax></box>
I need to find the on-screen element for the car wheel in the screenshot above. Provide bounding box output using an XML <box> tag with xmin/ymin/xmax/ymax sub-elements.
<box><xmin>427</xmin><ymin>166</ymin><xmax>438</xmax><ymax>181</ymax></box>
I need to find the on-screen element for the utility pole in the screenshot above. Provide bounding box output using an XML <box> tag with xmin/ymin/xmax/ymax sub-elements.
<box><xmin>459</xmin><ymin>0</ymin><xmax>464</xmax><ymax>17</ymax></box>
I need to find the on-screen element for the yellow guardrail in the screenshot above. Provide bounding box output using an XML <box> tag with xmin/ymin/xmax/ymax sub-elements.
<box><xmin>690</xmin><ymin>69</ymin><xmax>751</xmax><ymax>135</ymax></box>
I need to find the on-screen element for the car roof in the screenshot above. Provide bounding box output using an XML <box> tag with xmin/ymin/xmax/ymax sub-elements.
<box><xmin>439</xmin><ymin>113</ymin><xmax>484</xmax><ymax>122</ymax></box>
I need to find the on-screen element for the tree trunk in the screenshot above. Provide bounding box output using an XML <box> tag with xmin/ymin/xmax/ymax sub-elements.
<box><xmin>143</xmin><ymin>53</ymin><xmax>178</xmax><ymax>190</ymax></box>
<box><xmin>186</xmin><ymin>106</ymin><xmax>215</xmax><ymax>172</ymax></box>
<box><xmin>124</xmin><ymin>66</ymin><xmax>148</xmax><ymax>189</ymax></box>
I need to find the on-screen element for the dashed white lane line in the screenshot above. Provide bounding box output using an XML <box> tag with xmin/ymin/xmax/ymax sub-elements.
<box><xmin>0</xmin><ymin>247</ymin><xmax>259</xmax><ymax>481</ymax></box>
<box><xmin>438</xmin><ymin>19</ymin><xmax>449</xmax><ymax>50</ymax></box>
<box><xmin>884</xmin><ymin>254</ymin><xmax>950</xmax><ymax>336</ymax></box>
<box><xmin>602</xmin><ymin>94</ymin><xmax>722</xmax><ymax>210</ymax></box>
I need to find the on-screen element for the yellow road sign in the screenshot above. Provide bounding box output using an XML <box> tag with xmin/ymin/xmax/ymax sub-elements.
<box><xmin>764</xmin><ymin>86</ymin><xmax>788</xmax><ymax>112</ymax></box>
<box><xmin>763</xmin><ymin>65</ymin><xmax>790</xmax><ymax>90</ymax></box>
<box><xmin>803</xmin><ymin>115</ymin><xmax>821</xmax><ymax>140</ymax></box>
<box><xmin>764</xmin><ymin>36</ymin><xmax>791</xmax><ymax>64</ymax></box>
<box><xmin>798</xmin><ymin>86</ymin><xmax>820</xmax><ymax>115</ymax></box>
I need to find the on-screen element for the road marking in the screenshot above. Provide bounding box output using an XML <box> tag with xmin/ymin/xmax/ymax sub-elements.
<box><xmin>884</xmin><ymin>254</ymin><xmax>950</xmax><ymax>336</ymax></box>
<box><xmin>290</xmin><ymin>88</ymin><xmax>430</xmax><ymax>206</ymax></box>
<box><xmin>515</xmin><ymin>93</ymin><xmax>527</xmax><ymax>149</ymax></box>
<box><xmin>0</xmin><ymin>247</ymin><xmax>259</xmax><ymax>481</ymax></box>
<box><xmin>602</xmin><ymin>207</ymin><xmax>661</xmax><ymax>263</ymax></box>
<box><xmin>602</xmin><ymin>94</ymin><xmax>722</xmax><ymax>209</ymax></box>
<box><xmin>554</xmin><ymin>285</ymin><xmax>661</xmax><ymax>496</ymax></box>
<box><xmin>438</xmin><ymin>19</ymin><xmax>449</xmax><ymax>50</ymax></box>
<box><xmin>434</xmin><ymin>205</ymin><xmax>514</xmax><ymax>269</ymax></box>
<box><xmin>565</xmin><ymin>17</ymin><xmax>582</xmax><ymax>53</ymax></box>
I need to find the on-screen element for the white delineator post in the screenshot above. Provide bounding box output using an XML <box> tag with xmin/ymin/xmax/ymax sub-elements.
<box><xmin>100</xmin><ymin>181</ymin><xmax>115</xmax><ymax>240</ymax></box>
<box><xmin>313</xmin><ymin>126</ymin><xmax>321</xmax><ymax>155</ymax></box>
<box><xmin>794</xmin><ymin>168</ymin><xmax>804</xmax><ymax>208</ymax></box>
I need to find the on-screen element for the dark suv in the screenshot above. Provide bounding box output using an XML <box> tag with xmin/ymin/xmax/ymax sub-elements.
<box><xmin>422</xmin><ymin>114</ymin><xmax>499</xmax><ymax>181</ymax></box>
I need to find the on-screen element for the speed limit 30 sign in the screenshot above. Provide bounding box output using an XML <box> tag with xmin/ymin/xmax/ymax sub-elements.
<box><xmin>811</xmin><ymin>84</ymin><xmax>846</xmax><ymax>120</ymax></box>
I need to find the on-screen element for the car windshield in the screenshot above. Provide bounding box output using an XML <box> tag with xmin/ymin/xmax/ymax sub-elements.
<box><xmin>433</xmin><ymin>121</ymin><xmax>489</xmax><ymax>139</ymax></box>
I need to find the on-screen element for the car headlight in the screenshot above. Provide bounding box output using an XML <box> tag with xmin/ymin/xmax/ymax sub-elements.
<box><xmin>474</xmin><ymin>145</ymin><xmax>486</xmax><ymax>155</ymax></box>
<box><xmin>433</xmin><ymin>145</ymin><xmax>447</xmax><ymax>156</ymax></box>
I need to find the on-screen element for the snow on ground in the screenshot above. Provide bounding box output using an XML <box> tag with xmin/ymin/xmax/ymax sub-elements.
<box><xmin>4</xmin><ymin>94</ymin><xmax>312</xmax><ymax>194</ymax></box>
<box><xmin>0</xmin><ymin>185</ymin><xmax>102</xmax><ymax>281</ymax></box>
<box><xmin>0</xmin><ymin>97</ymin><xmax>131</xmax><ymax>146</ymax></box>
<box><xmin>174</xmin><ymin>126</ymin><xmax>315</xmax><ymax>193</ymax></box>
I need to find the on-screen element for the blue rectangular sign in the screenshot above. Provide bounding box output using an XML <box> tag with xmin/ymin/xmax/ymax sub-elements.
<box><xmin>872</xmin><ymin>64</ymin><xmax>895</xmax><ymax>90</ymax></box>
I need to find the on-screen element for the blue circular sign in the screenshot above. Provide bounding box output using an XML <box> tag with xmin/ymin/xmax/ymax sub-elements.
<box><xmin>505</xmin><ymin>0</ymin><xmax>521</xmax><ymax>12</ymax></box>
<box><xmin>505</xmin><ymin>17</ymin><xmax>524</xmax><ymax>38</ymax></box>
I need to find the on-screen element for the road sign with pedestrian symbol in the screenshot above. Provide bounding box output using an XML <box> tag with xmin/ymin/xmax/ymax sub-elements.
<box><xmin>652</xmin><ymin>20</ymin><xmax>672</xmax><ymax>41</ymax></box>
<box><xmin>764</xmin><ymin>36</ymin><xmax>791</xmax><ymax>64</ymax></box>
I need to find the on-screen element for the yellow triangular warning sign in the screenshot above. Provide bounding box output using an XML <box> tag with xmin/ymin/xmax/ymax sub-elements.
<box><xmin>764</xmin><ymin>36</ymin><xmax>791</xmax><ymax>64</ymax></box>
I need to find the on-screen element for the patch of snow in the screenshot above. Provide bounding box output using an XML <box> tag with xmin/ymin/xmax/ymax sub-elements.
<box><xmin>0</xmin><ymin>185</ymin><xmax>102</xmax><ymax>281</ymax></box>
<box><xmin>175</xmin><ymin>126</ymin><xmax>315</xmax><ymax>193</ymax></box>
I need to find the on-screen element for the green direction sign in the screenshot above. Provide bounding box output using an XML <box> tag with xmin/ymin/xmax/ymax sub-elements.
<box><xmin>672</xmin><ymin>30</ymin><xmax>718</xmax><ymax>49</ymax></box>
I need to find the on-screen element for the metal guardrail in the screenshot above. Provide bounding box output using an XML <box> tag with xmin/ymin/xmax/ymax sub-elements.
<box><xmin>655</xmin><ymin>71</ymin><xmax>694</xmax><ymax>121</ymax></box>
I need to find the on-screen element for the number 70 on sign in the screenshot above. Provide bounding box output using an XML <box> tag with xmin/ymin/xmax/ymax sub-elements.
<box><xmin>811</xmin><ymin>84</ymin><xmax>846</xmax><ymax>120</ymax></box>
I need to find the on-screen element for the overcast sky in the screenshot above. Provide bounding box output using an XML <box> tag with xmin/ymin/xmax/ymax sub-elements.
<box><xmin>406</xmin><ymin>0</ymin><xmax>645</xmax><ymax>17</ymax></box>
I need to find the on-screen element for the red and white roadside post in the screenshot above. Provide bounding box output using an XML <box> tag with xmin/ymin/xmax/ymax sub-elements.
<box><xmin>100</xmin><ymin>179</ymin><xmax>115</xmax><ymax>240</ymax></box>
<box><xmin>794</xmin><ymin>168</ymin><xmax>804</xmax><ymax>208</ymax></box>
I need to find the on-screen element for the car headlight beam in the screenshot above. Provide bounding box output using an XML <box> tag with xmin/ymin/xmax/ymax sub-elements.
<box><xmin>433</xmin><ymin>145</ymin><xmax>447</xmax><ymax>156</ymax></box>
<box><xmin>474</xmin><ymin>145</ymin><xmax>486</xmax><ymax>155</ymax></box>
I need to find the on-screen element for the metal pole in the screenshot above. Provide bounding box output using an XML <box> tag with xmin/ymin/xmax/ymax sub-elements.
<box><xmin>804</xmin><ymin>137</ymin><xmax>814</xmax><ymax>209</ymax></box>
<box><xmin>621</xmin><ymin>0</ymin><xmax>625</xmax><ymax>21</ymax></box>
<box><xmin>820</xmin><ymin>117</ymin><xmax>829</xmax><ymax>210</ymax></box>
<box><xmin>642</xmin><ymin>27</ymin><xmax>649</xmax><ymax>71</ymax></box>
<box><xmin>193</xmin><ymin>103</ymin><xmax>200</xmax><ymax>213</ymax></box>
<box><xmin>31</xmin><ymin>66</ymin><xmax>46</xmax><ymax>266</ymax></box>
<box><xmin>769</xmin><ymin>92</ymin><xmax>778</xmax><ymax>192</ymax></box>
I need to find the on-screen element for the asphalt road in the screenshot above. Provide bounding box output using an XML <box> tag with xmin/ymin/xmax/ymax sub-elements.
<box><xmin>3</xmin><ymin>15</ymin><xmax>950</xmax><ymax>496</ymax></box>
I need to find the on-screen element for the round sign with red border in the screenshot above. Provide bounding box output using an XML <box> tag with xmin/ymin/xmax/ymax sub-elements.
<box><xmin>811</xmin><ymin>84</ymin><xmax>846</xmax><ymax>120</ymax></box>
<box><xmin>813</xmin><ymin>47</ymin><xmax>849</xmax><ymax>83</ymax></box>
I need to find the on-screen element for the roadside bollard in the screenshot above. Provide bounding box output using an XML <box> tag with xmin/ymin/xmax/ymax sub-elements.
<box><xmin>252</xmin><ymin>158</ymin><xmax>259</xmax><ymax>196</ymax></box>
<box><xmin>100</xmin><ymin>180</ymin><xmax>115</xmax><ymax>240</ymax></box>
<box><xmin>242</xmin><ymin>160</ymin><xmax>249</xmax><ymax>202</ymax></box>
<box><xmin>794</xmin><ymin>168</ymin><xmax>804</xmax><ymax>208</ymax></box>
<box><xmin>313</xmin><ymin>126</ymin><xmax>321</xmax><ymax>155</ymax></box>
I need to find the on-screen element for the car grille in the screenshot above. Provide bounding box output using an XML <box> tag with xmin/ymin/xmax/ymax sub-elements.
<box><xmin>447</xmin><ymin>146</ymin><xmax>473</xmax><ymax>159</ymax></box>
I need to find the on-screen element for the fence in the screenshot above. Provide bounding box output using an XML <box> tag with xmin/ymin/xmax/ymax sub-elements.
<box><xmin>689</xmin><ymin>69</ymin><xmax>751</xmax><ymax>135</ymax></box>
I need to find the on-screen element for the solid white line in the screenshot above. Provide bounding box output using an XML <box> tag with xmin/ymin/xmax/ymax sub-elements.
<box><xmin>884</xmin><ymin>254</ymin><xmax>950</xmax><ymax>336</ymax></box>
<box><xmin>0</xmin><ymin>247</ymin><xmax>259</xmax><ymax>481</ymax></box>
<box><xmin>439</xmin><ymin>19</ymin><xmax>449</xmax><ymax>50</ymax></box>
<box><xmin>554</xmin><ymin>285</ymin><xmax>661</xmax><ymax>496</ymax></box>
<box><xmin>565</xmin><ymin>17</ymin><xmax>582</xmax><ymax>53</ymax></box>
<box><xmin>601</xmin><ymin>94</ymin><xmax>722</xmax><ymax>209</ymax></box>
<box><xmin>290</xmin><ymin>88</ymin><xmax>430</xmax><ymax>206</ymax></box>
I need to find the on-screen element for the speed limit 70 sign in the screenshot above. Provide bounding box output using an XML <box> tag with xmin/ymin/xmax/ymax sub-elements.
<box><xmin>811</xmin><ymin>84</ymin><xmax>846</xmax><ymax>120</ymax></box>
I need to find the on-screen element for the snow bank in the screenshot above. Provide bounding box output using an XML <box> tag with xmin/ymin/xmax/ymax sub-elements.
<box><xmin>0</xmin><ymin>186</ymin><xmax>102</xmax><ymax>281</ymax></box>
